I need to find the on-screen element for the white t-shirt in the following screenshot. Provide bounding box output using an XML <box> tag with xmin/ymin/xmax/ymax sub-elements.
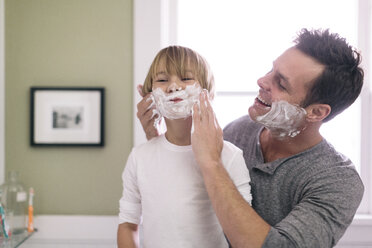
<box><xmin>119</xmin><ymin>134</ymin><xmax>252</xmax><ymax>248</ymax></box>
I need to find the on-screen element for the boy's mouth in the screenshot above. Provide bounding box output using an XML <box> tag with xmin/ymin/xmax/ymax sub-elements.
<box><xmin>170</xmin><ymin>97</ymin><xmax>183</xmax><ymax>103</ymax></box>
<box><xmin>256</xmin><ymin>95</ymin><xmax>271</xmax><ymax>107</ymax></box>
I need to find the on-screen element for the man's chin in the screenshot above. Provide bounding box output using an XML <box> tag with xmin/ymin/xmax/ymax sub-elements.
<box><xmin>248</xmin><ymin>106</ymin><xmax>266</xmax><ymax>122</ymax></box>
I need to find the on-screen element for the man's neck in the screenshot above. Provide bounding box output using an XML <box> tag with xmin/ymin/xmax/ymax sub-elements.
<box><xmin>164</xmin><ymin>117</ymin><xmax>192</xmax><ymax>146</ymax></box>
<box><xmin>259</xmin><ymin>125</ymin><xmax>323</xmax><ymax>163</ymax></box>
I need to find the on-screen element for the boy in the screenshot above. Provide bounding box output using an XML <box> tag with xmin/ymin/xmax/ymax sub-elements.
<box><xmin>117</xmin><ymin>46</ymin><xmax>252</xmax><ymax>248</ymax></box>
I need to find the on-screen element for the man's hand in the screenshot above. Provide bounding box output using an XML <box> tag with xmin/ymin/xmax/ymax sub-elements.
<box><xmin>191</xmin><ymin>90</ymin><xmax>224</xmax><ymax>167</ymax></box>
<box><xmin>191</xmin><ymin>91</ymin><xmax>270</xmax><ymax>248</ymax></box>
<box><xmin>136</xmin><ymin>85</ymin><xmax>160</xmax><ymax>140</ymax></box>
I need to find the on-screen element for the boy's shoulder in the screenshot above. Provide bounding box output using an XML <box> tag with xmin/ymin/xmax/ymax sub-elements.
<box><xmin>132</xmin><ymin>135</ymin><xmax>164</xmax><ymax>154</ymax></box>
<box><xmin>222</xmin><ymin>140</ymin><xmax>243</xmax><ymax>158</ymax></box>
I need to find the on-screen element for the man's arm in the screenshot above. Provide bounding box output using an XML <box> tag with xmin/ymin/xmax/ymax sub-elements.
<box><xmin>136</xmin><ymin>85</ymin><xmax>160</xmax><ymax>140</ymax></box>
<box><xmin>202</xmin><ymin>162</ymin><xmax>270</xmax><ymax>248</ymax></box>
<box><xmin>117</xmin><ymin>223</ymin><xmax>139</xmax><ymax>248</ymax></box>
<box><xmin>191</xmin><ymin>91</ymin><xmax>270</xmax><ymax>248</ymax></box>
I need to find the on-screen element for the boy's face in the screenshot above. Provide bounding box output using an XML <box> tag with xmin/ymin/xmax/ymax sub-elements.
<box><xmin>249</xmin><ymin>47</ymin><xmax>324</xmax><ymax>121</ymax></box>
<box><xmin>152</xmin><ymin>59</ymin><xmax>201</xmax><ymax>98</ymax></box>
<box><xmin>150</xmin><ymin>58</ymin><xmax>203</xmax><ymax>120</ymax></box>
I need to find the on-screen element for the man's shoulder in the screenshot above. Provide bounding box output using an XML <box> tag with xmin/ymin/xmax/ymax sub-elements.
<box><xmin>224</xmin><ymin>115</ymin><xmax>262</xmax><ymax>133</ymax></box>
<box><xmin>292</xmin><ymin>139</ymin><xmax>364</xmax><ymax>189</ymax></box>
<box><xmin>305</xmin><ymin>139</ymin><xmax>357</xmax><ymax>169</ymax></box>
<box><xmin>223</xmin><ymin>115</ymin><xmax>261</xmax><ymax>144</ymax></box>
<box><xmin>224</xmin><ymin>115</ymin><xmax>253</xmax><ymax>130</ymax></box>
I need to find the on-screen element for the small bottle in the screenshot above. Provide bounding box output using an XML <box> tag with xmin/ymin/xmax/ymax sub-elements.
<box><xmin>0</xmin><ymin>171</ymin><xmax>27</xmax><ymax>235</ymax></box>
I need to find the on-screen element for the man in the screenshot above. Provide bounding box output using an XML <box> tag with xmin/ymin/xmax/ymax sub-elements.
<box><xmin>136</xmin><ymin>29</ymin><xmax>364</xmax><ymax>247</ymax></box>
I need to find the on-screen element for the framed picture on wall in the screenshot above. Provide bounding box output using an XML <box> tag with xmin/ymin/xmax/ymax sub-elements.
<box><xmin>30</xmin><ymin>87</ymin><xmax>105</xmax><ymax>147</ymax></box>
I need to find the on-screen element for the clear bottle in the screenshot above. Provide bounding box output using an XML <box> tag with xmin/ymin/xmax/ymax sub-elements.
<box><xmin>0</xmin><ymin>171</ymin><xmax>27</xmax><ymax>235</ymax></box>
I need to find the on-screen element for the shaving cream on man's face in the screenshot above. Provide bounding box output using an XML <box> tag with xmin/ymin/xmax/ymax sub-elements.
<box><xmin>256</xmin><ymin>100</ymin><xmax>307</xmax><ymax>139</ymax></box>
<box><xmin>149</xmin><ymin>83</ymin><xmax>202</xmax><ymax>125</ymax></box>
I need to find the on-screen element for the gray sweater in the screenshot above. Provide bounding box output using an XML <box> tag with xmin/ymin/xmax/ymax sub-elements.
<box><xmin>223</xmin><ymin>115</ymin><xmax>364</xmax><ymax>248</ymax></box>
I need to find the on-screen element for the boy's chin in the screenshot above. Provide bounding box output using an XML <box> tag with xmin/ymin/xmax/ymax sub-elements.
<box><xmin>165</xmin><ymin>115</ymin><xmax>192</xmax><ymax>121</ymax></box>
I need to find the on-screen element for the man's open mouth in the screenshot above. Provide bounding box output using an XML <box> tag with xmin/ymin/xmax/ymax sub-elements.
<box><xmin>256</xmin><ymin>95</ymin><xmax>271</xmax><ymax>107</ymax></box>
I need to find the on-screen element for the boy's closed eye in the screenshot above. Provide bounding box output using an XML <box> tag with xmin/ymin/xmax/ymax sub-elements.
<box><xmin>182</xmin><ymin>71</ymin><xmax>195</xmax><ymax>81</ymax></box>
<box><xmin>182</xmin><ymin>78</ymin><xmax>194</xmax><ymax>81</ymax></box>
<box><xmin>153</xmin><ymin>72</ymin><xmax>169</xmax><ymax>83</ymax></box>
<box><xmin>155</xmin><ymin>78</ymin><xmax>168</xmax><ymax>82</ymax></box>
<box><xmin>153</xmin><ymin>75</ymin><xmax>168</xmax><ymax>83</ymax></box>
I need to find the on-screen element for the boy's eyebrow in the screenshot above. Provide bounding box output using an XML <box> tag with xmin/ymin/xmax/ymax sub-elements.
<box><xmin>155</xmin><ymin>71</ymin><xmax>167</xmax><ymax>76</ymax></box>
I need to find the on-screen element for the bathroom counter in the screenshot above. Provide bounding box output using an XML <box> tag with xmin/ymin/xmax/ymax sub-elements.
<box><xmin>0</xmin><ymin>229</ymin><xmax>36</xmax><ymax>248</ymax></box>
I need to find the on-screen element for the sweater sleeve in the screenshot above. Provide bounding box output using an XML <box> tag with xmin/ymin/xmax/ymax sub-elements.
<box><xmin>118</xmin><ymin>150</ymin><xmax>142</xmax><ymax>225</ymax></box>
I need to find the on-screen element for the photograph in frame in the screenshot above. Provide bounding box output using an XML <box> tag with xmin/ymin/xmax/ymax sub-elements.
<box><xmin>30</xmin><ymin>87</ymin><xmax>105</xmax><ymax>146</ymax></box>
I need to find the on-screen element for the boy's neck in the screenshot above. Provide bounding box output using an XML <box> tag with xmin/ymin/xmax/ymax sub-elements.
<box><xmin>164</xmin><ymin>117</ymin><xmax>193</xmax><ymax>146</ymax></box>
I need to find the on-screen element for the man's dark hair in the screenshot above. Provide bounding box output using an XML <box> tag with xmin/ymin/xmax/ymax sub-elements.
<box><xmin>295</xmin><ymin>28</ymin><xmax>364</xmax><ymax>122</ymax></box>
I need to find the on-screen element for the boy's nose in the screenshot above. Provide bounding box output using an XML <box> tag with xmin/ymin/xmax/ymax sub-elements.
<box><xmin>167</xmin><ymin>82</ymin><xmax>182</xmax><ymax>93</ymax></box>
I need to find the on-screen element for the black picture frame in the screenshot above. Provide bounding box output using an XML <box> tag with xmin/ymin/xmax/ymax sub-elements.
<box><xmin>30</xmin><ymin>87</ymin><xmax>105</xmax><ymax>147</ymax></box>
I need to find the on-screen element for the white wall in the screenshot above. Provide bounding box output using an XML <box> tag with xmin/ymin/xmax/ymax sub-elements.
<box><xmin>0</xmin><ymin>0</ymin><xmax>5</xmax><ymax>184</ymax></box>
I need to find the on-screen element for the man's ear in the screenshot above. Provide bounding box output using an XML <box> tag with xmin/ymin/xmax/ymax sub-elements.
<box><xmin>305</xmin><ymin>104</ymin><xmax>331</xmax><ymax>122</ymax></box>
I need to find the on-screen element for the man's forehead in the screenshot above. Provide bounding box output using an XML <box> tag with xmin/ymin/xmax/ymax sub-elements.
<box><xmin>274</xmin><ymin>48</ymin><xmax>324</xmax><ymax>81</ymax></box>
<box><xmin>277</xmin><ymin>47</ymin><xmax>324</xmax><ymax>67</ymax></box>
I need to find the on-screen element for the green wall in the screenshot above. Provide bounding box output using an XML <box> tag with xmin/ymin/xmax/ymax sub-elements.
<box><xmin>5</xmin><ymin>0</ymin><xmax>133</xmax><ymax>215</ymax></box>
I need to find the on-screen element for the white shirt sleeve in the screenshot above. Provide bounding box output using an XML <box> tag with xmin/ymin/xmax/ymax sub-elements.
<box><xmin>118</xmin><ymin>150</ymin><xmax>142</xmax><ymax>225</ymax></box>
<box><xmin>222</xmin><ymin>143</ymin><xmax>252</xmax><ymax>205</ymax></box>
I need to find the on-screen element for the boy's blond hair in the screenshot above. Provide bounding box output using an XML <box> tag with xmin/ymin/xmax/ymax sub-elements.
<box><xmin>142</xmin><ymin>46</ymin><xmax>215</xmax><ymax>98</ymax></box>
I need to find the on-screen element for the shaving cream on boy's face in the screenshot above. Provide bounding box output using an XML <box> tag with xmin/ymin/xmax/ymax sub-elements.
<box><xmin>150</xmin><ymin>83</ymin><xmax>202</xmax><ymax>122</ymax></box>
<box><xmin>256</xmin><ymin>100</ymin><xmax>307</xmax><ymax>139</ymax></box>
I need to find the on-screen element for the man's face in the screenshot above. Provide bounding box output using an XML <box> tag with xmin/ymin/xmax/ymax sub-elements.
<box><xmin>249</xmin><ymin>47</ymin><xmax>325</xmax><ymax>120</ymax></box>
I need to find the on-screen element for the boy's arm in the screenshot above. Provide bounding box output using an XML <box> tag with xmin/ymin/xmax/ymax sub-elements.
<box><xmin>119</xmin><ymin>151</ymin><xmax>142</xmax><ymax>247</ymax></box>
<box><xmin>117</xmin><ymin>223</ymin><xmax>139</xmax><ymax>248</ymax></box>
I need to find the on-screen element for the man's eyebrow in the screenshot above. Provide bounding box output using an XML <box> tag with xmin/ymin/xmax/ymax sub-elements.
<box><xmin>277</xmin><ymin>71</ymin><xmax>290</xmax><ymax>85</ymax></box>
<box><xmin>273</xmin><ymin>62</ymin><xmax>291</xmax><ymax>90</ymax></box>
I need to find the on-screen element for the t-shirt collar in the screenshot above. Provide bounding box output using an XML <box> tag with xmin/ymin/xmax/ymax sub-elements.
<box><xmin>253</xmin><ymin>126</ymin><xmax>325</xmax><ymax>175</ymax></box>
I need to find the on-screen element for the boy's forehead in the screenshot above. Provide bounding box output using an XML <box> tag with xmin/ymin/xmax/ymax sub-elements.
<box><xmin>156</xmin><ymin>57</ymin><xmax>166</xmax><ymax>69</ymax></box>
<box><xmin>155</xmin><ymin>57</ymin><xmax>193</xmax><ymax>74</ymax></box>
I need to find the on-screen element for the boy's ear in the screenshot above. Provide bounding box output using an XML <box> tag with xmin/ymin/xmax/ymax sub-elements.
<box><xmin>305</xmin><ymin>104</ymin><xmax>331</xmax><ymax>122</ymax></box>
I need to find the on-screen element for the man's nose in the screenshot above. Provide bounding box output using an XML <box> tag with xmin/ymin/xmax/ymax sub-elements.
<box><xmin>257</xmin><ymin>74</ymin><xmax>271</xmax><ymax>91</ymax></box>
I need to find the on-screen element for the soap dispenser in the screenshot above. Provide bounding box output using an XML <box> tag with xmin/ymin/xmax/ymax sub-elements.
<box><xmin>0</xmin><ymin>171</ymin><xmax>27</xmax><ymax>235</ymax></box>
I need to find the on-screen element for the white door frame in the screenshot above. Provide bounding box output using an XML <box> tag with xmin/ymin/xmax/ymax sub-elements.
<box><xmin>133</xmin><ymin>0</ymin><xmax>177</xmax><ymax>146</ymax></box>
